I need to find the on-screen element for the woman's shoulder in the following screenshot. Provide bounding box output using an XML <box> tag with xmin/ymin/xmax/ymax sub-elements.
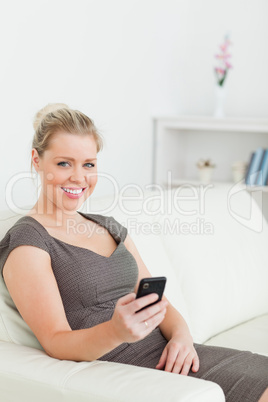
<box><xmin>0</xmin><ymin>215</ymin><xmax>50</xmax><ymax>259</ymax></box>
<box><xmin>0</xmin><ymin>215</ymin><xmax>51</xmax><ymax>277</ymax></box>
<box><xmin>5</xmin><ymin>215</ymin><xmax>48</xmax><ymax>239</ymax></box>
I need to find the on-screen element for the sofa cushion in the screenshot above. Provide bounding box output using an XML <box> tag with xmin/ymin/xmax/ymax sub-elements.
<box><xmin>0</xmin><ymin>274</ymin><xmax>43</xmax><ymax>350</ymax></box>
<box><xmin>204</xmin><ymin>314</ymin><xmax>268</xmax><ymax>356</ymax></box>
<box><xmin>158</xmin><ymin>184</ymin><xmax>268</xmax><ymax>343</ymax></box>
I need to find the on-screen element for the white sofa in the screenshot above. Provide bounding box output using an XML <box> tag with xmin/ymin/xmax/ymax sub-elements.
<box><xmin>0</xmin><ymin>182</ymin><xmax>267</xmax><ymax>402</ymax></box>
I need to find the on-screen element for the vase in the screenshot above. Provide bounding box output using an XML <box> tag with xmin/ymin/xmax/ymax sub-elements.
<box><xmin>214</xmin><ymin>85</ymin><xmax>226</xmax><ymax>118</ymax></box>
<box><xmin>198</xmin><ymin>167</ymin><xmax>215</xmax><ymax>184</ymax></box>
<box><xmin>231</xmin><ymin>161</ymin><xmax>247</xmax><ymax>183</ymax></box>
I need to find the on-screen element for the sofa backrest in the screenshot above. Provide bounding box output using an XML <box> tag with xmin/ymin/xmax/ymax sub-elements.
<box><xmin>156</xmin><ymin>184</ymin><xmax>268</xmax><ymax>343</ymax></box>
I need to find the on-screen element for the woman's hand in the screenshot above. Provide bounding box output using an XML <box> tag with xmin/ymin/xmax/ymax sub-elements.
<box><xmin>110</xmin><ymin>293</ymin><xmax>168</xmax><ymax>344</ymax></box>
<box><xmin>156</xmin><ymin>333</ymin><xmax>199</xmax><ymax>375</ymax></box>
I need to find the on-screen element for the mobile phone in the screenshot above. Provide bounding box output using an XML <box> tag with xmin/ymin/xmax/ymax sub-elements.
<box><xmin>136</xmin><ymin>276</ymin><xmax>167</xmax><ymax>312</ymax></box>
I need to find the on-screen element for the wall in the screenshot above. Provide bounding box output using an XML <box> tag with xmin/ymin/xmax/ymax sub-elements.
<box><xmin>0</xmin><ymin>0</ymin><xmax>267</xmax><ymax>211</ymax></box>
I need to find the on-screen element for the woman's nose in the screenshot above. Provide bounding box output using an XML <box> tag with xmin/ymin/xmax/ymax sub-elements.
<box><xmin>70</xmin><ymin>167</ymin><xmax>85</xmax><ymax>183</ymax></box>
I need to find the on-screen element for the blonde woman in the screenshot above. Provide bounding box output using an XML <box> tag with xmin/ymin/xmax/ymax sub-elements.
<box><xmin>0</xmin><ymin>104</ymin><xmax>267</xmax><ymax>402</ymax></box>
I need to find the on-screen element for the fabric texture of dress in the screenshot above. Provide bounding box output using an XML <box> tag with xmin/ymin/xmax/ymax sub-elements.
<box><xmin>0</xmin><ymin>212</ymin><xmax>267</xmax><ymax>402</ymax></box>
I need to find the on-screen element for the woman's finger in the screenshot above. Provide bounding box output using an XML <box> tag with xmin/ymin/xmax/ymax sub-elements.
<box><xmin>155</xmin><ymin>347</ymin><xmax>168</xmax><ymax>370</ymax></box>
<box><xmin>156</xmin><ymin>347</ymin><xmax>168</xmax><ymax>370</ymax></box>
<box><xmin>113</xmin><ymin>293</ymin><xmax>167</xmax><ymax>344</ymax></box>
<box><xmin>136</xmin><ymin>299</ymin><xmax>168</xmax><ymax>321</ymax></box>
<box><xmin>131</xmin><ymin>293</ymin><xmax>160</xmax><ymax>314</ymax></box>
<box><xmin>163</xmin><ymin>345</ymin><xmax>180</xmax><ymax>372</ymax></box>
<box><xmin>179</xmin><ymin>353</ymin><xmax>194</xmax><ymax>376</ymax></box>
<box><xmin>147</xmin><ymin>308</ymin><xmax>166</xmax><ymax>327</ymax></box>
<box><xmin>169</xmin><ymin>350</ymin><xmax>188</xmax><ymax>374</ymax></box>
<box><xmin>117</xmin><ymin>293</ymin><xmax>136</xmax><ymax>306</ymax></box>
<box><xmin>139</xmin><ymin>308</ymin><xmax>166</xmax><ymax>336</ymax></box>
<box><xmin>191</xmin><ymin>353</ymin><xmax>200</xmax><ymax>373</ymax></box>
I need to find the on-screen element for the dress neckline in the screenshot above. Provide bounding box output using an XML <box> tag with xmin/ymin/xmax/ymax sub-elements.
<box><xmin>21</xmin><ymin>212</ymin><xmax>121</xmax><ymax>259</ymax></box>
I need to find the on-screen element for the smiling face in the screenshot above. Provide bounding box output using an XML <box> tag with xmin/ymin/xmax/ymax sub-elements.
<box><xmin>32</xmin><ymin>131</ymin><xmax>98</xmax><ymax>215</ymax></box>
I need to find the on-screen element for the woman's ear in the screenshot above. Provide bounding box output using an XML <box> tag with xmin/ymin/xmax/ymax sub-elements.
<box><xmin>32</xmin><ymin>149</ymin><xmax>40</xmax><ymax>171</ymax></box>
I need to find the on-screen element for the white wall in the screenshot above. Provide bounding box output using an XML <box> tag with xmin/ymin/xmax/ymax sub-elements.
<box><xmin>0</xmin><ymin>0</ymin><xmax>268</xmax><ymax>211</ymax></box>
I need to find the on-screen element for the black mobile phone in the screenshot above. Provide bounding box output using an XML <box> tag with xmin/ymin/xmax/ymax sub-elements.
<box><xmin>136</xmin><ymin>277</ymin><xmax>167</xmax><ymax>312</ymax></box>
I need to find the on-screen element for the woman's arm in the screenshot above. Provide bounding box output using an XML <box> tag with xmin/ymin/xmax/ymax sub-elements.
<box><xmin>3</xmin><ymin>245</ymin><xmax>167</xmax><ymax>361</ymax></box>
<box><xmin>124</xmin><ymin>234</ymin><xmax>199</xmax><ymax>375</ymax></box>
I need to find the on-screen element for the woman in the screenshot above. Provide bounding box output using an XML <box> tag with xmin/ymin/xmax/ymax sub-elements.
<box><xmin>0</xmin><ymin>104</ymin><xmax>267</xmax><ymax>402</ymax></box>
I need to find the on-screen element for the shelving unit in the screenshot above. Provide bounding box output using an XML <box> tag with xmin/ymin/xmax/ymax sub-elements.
<box><xmin>246</xmin><ymin>185</ymin><xmax>268</xmax><ymax>193</ymax></box>
<box><xmin>152</xmin><ymin>116</ymin><xmax>268</xmax><ymax>187</ymax></box>
<box><xmin>246</xmin><ymin>185</ymin><xmax>268</xmax><ymax>222</ymax></box>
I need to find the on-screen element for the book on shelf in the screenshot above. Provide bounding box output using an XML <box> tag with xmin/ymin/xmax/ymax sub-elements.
<box><xmin>245</xmin><ymin>147</ymin><xmax>268</xmax><ymax>186</ymax></box>
<box><xmin>244</xmin><ymin>152</ymin><xmax>255</xmax><ymax>184</ymax></box>
<box><xmin>256</xmin><ymin>149</ymin><xmax>268</xmax><ymax>186</ymax></box>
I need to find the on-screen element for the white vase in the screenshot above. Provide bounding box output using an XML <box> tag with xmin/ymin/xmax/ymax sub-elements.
<box><xmin>231</xmin><ymin>161</ymin><xmax>247</xmax><ymax>183</ymax></box>
<box><xmin>214</xmin><ymin>85</ymin><xmax>226</xmax><ymax>118</ymax></box>
<box><xmin>198</xmin><ymin>167</ymin><xmax>215</xmax><ymax>184</ymax></box>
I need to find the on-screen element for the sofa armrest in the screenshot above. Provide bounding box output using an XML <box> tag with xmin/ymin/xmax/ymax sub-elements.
<box><xmin>0</xmin><ymin>342</ymin><xmax>224</xmax><ymax>402</ymax></box>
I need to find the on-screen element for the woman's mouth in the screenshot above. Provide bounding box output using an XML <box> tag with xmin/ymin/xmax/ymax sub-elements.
<box><xmin>61</xmin><ymin>187</ymin><xmax>86</xmax><ymax>199</ymax></box>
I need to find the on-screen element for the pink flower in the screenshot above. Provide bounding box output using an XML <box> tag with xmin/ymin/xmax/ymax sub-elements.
<box><xmin>215</xmin><ymin>67</ymin><xmax>225</xmax><ymax>74</ymax></box>
<box><xmin>214</xmin><ymin>35</ymin><xmax>233</xmax><ymax>86</ymax></box>
<box><xmin>215</xmin><ymin>53</ymin><xmax>231</xmax><ymax>60</ymax></box>
<box><xmin>225</xmin><ymin>61</ymin><xmax>232</xmax><ymax>69</ymax></box>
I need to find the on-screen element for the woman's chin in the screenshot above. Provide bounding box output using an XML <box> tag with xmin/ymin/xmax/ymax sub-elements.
<box><xmin>53</xmin><ymin>189</ymin><xmax>92</xmax><ymax>213</ymax></box>
<box><xmin>61</xmin><ymin>198</ymin><xmax>84</xmax><ymax>212</ymax></box>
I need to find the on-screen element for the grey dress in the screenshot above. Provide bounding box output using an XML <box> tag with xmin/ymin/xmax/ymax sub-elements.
<box><xmin>0</xmin><ymin>212</ymin><xmax>267</xmax><ymax>402</ymax></box>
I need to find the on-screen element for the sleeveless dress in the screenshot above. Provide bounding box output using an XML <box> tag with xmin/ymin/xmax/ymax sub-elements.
<box><xmin>0</xmin><ymin>212</ymin><xmax>267</xmax><ymax>402</ymax></box>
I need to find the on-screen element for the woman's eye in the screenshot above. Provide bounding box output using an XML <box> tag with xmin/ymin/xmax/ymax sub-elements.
<box><xmin>57</xmin><ymin>161</ymin><xmax>94</xmax><ymax>168</ymax></box>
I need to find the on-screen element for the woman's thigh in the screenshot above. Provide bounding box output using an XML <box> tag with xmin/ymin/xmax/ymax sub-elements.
<box><xmin>189</xmin><ymin>343</ymin><xmax>268</xmax><ymax>402</ymax></box>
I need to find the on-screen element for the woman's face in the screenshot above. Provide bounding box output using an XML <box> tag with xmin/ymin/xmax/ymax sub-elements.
<box><xmin>32</xmin><ymin>131</ymin><xmax>98</xmax><ymax>214</ymax></box>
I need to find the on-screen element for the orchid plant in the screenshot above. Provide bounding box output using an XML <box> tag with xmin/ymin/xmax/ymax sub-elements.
<box><xmin>214</xmin><ymin>35</ymin><xmax>232</xmax><ymax>87</ymax></box>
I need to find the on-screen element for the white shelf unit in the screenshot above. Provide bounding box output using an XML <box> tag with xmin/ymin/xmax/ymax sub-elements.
<box><xmin>152</xmin><ymin>116</ymin><xmax>268</xmax><ymax>186</ymax></box>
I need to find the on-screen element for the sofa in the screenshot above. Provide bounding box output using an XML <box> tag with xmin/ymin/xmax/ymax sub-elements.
<box><xmin>0</xmin><ymin>181</ymin><xmax>267</xmax><ymax>401</ymax></box>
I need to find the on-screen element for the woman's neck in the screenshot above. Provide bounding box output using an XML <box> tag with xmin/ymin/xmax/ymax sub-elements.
<box><xmin>29</xmin><ymin>197</ymin><xmax>81</xmax><ymax>229</ymax></box>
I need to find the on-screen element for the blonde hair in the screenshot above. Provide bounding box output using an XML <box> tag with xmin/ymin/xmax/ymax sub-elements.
<box><xmin>32</xmin><ymin>103</ymin><xmax>103</xmax><ymax>164</ymax></box>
